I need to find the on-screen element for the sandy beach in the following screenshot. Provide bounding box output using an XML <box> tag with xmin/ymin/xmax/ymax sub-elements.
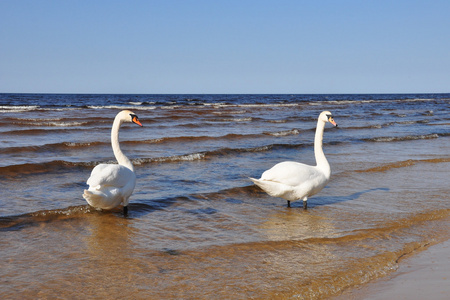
<box><xmin>336</xmin><ymin>237</ymin><xmax>450</xmax><ymax>300</ymax></box>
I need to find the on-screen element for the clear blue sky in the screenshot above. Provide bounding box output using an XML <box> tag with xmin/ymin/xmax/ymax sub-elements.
<box><xmin>1</xmin><ymin>0</ymin><xmax>449</xmax><ymax>94</ymax></box>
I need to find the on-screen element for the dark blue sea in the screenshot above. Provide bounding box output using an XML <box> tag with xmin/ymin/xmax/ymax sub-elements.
<box><xmin>1</xmin><ymin>93</ymin><xmax>449</xmax><ymax>299</ymax></box>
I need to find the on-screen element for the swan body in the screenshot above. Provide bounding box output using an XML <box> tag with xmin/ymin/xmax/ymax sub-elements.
<box><xmin>83</xmin><ymin>110</ymin><xmax>142</xmax><ymax>212</ymax></box>
<box><xmin>250</xmin><ymin>111</ymin><xmax>337</xmax><ymax>208</ymax></box>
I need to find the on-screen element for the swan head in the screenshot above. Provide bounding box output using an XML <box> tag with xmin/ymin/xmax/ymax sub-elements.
<box><xmin>320</xmin><ymin>111</ymin><xmax>337</xmax><ymax>127</ymax></box>
<box><xmin>117</xmin><ymin>110</ymin><xmax>143</xmax><ymax>126</ymax></box>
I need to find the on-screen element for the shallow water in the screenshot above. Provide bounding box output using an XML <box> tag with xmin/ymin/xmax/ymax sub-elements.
<box><xmin>1</xmin><ymin>94</ymin><xmax>449</xmax><ymax>299</ymax></box>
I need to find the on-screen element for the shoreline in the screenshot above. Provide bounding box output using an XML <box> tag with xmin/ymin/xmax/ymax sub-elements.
<box><xmin>335</xmin><ymin>237</ymin><xmax>450</xmax><ymax>299</ymax></box>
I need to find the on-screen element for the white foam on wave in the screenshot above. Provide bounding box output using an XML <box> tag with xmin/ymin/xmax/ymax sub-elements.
<box><xmin>39</xmin><ymin>107</ymin><xmax>81</xmax><ymax>111</ymax></box>
<box><xmin>160</xmin><ymin>105</ymin><xmax>181</xmax><ymax>110</ymax></box>
<box><xmin>215</xmin><ymin>103</ymin><xmax>301</xmax><ymax>108</ymax></box>
<box><xmin>372</xmin><ymin>134</ymin><xmax>439</xmax><ymax>142</ymax></box>
<box><xmin>266</xmin><ymin>129</ymin><xmax>300</xmax><ymax>137</ymax></box>
<box><xmin>0</xmin><ymin>105</ymin><xmax>40</xmax><ymax>113</ymax></box>
<box><xmin>309</xmin><ymin>98</ymin><xmax>440</xmax><ymax>106</ymax></box>
<box><xmin>88</xmin><ymin>105</ymin><xmax>157</xmax><ymax>110</ymax></box>
<box><xmin>212</xmin><ymin>110</ymin><xmax>247</xmax><ymax>115</ymax></box>
<box><xmin>64</xmin><ymin>142</ymin><xmax>94</xmax><ymax>147</ymax></box>
<box><xmin>133</xmin><ymin>153</ymin><xmax>206</xmax><ymax>165</ymax></box>
<box><xmin>1</xmin><ymin>106</ymin><xmax>84</xmax><ymax>113</ymax></box>
<box><xmin>12</xmin><ymin>118</ymin><xmax>87</xmax><ymax>127</ymax></box>
<box><xmin>218</xmin><ymin>117</ymin><xmax>253</xmax><ymax>122</ymax></box>
<box><xmin>33</xmin><ymin>121</ymin><xmax>87</xmax><ymax>127</ymax></box>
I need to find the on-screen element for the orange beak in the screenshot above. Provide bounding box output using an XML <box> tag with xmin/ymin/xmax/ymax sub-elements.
<box><xmin>132</xmin><ymin>116</ymin><xmax>143</xmax><ymax>127</ymax></box>
<box><xmin>329</xmin><ymin>118</ymin><xmax>337</xmax><ymax>127</ymax></box>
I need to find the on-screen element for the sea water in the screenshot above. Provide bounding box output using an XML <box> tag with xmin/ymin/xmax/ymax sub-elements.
<box><xmin>1</xmin><ymin>94</ymin><xmax>449</xmax><ymax>299</ymax></box>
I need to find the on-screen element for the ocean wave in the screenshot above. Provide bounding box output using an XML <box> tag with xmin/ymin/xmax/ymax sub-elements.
<box><xmin>0</xmin><ymin>128</ymin><xmax>83</xmax><ymax>136</ymax></box>
<box><xmin>0</xmin><ymin>143</ymin><xmax>279</xmax><ymax>177</ymax></box>
<box><xmin>132</xmin><ymin>133</ymin><xmax>254</xmax><ymax>145</ymax></box>
<box><xmin>133</xmin><ymin>145</ymin><xmax>275</xmax><ymax>165</ymax></box>
<box><xmin>1</xmin><ymin>99</ymin><xmax>445</xmax><ymax>119</ymax></box>
<box><xmin>212</xmin><ymin>110</ymin><xmax>247</xmax><ymax>115</ymax></box>
<box><xmin>0</xmin><ymin>132</ymin><xmax>270</xmax><ymax>155</ymax></box>
<box><xmin>0</xmin><ymin>117</ymin><xmax>110</xmax><ymax>131</ymax></box>
<box><xmin>0</xmin><ymin>131</ymin><xmax>445</xmax><ymax>176</ymax></box>
<box><xmin>210</xmin><ymin>103</ymin><xmax>306</xmax><ymax>109</ymax></box>
<box><xmin>0</xmin><ymin>195</ymin><xmax>204</xmax><ymax>230</ymax></box>
<box><xmin>397</xmin><ymin>120</ymin><xmax>429</xmax><ymax>125</ymax></box>
<box><xmin>0</xmin><ymin>160</ymin><xmax>95</xmax><ymax>178</ymax></box>
<box><xmin>0</xmin><ymin>185</ymin><xmax>256</xmax><ymax>230</ymax></box>
<box><xmin>0</xmin><ymin>141</ymin><xmax>104</xmax><ymax>155</ymax></box>
<box><xmin>356</xmin><ymin>158</ymin><xmax>450</xmax><ymax>173</ymax></box>
<box><xmin>215</xmin><ymin>117</ymin><xmax>253</xmax><ymax>122</ymax></box>
<box><xmin>0</xmin><ymin>105</ymin><xmax>84</xmax><ymax>113</ymax></box>
<box><xmin>0</xmin><ymin>205</ymin><xmax>97</xmax><ymax>231</ymax></box>
<box><xmin>17</xmin><ymin>121</ymin><xmax>88</xmax><ymax>127</ymax></box>
<box><xmin>87</xmin><ymin>105</ymin><xmax>157</xmax><ymax>110</ymax></box>
<box><xmin>364</xmin><ymin>133</ymin><xmax>439</xmax><ymax>143</ymax></box>
<box><xmin>265</xmin><ymin>129</ymin><xmax>301</xmax><ymax>137</ymax></box>
<box><xmin>267</xmin><ymin>119</ymin><xmax>287</xmax><ymax>123</ymax></box>
<box><xmin>344</xmin><ymin>124</ymin><xmax>386</xmax><ymax>130</ymax></box>
<box><xmin>134</xmin><ymin>153</ymin><xmax>206</xmax><ymax>164</ymax></box>
<box><xmin>307</xmin><ymin>98</ymin><xmax>442</xmax><ymax>107</ymax></box>
<box><xmin>0</xmin><ymin>96</ymin><xmax>446</xmax><ymax>113</ymax></box>
<box><xmin>345</xmin><ymin>118</ymin><xmax>437</xmax><ymax>131</ymax></box>
<box><xmin>0</xmin><ymin>105</ymin><xmax>40</xmax><ymax>113</ymax></box>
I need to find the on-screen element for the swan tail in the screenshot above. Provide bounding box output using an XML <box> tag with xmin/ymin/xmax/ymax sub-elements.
<box><xmin>83</xmin><ymin>189</ymin><xmax>124</xmax><ymax>210</ymax></box>
<box><xmin>83</xmin><ymin>189</ymin><xmax>101</xmax><ymax>204</ymax></box>
<box><xmin>83</xmin><ymin>189</ymin><xmax>107</xmax><ymax>209</ymax></box>
<box><xmin>249</xmin><ymin>177</ymin><xmax>296</xmax><ymax>200</ymax></box>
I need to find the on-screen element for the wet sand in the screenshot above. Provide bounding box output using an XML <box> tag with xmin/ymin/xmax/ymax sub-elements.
<box><xmin>336</xmin><ymin>238</ymin><xmax>450</xmax><ymax>300</ymax></box>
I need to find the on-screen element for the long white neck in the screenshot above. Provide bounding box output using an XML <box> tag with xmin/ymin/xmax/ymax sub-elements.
<box><xmin>111</xmin><ymin>116</ymin><xmax>134</xmax><ymax>171</ymax></box>
<box><xmin>314</xmin><ymin>119</ymin><xmax>330</xmax><ymax>176</ymax></box>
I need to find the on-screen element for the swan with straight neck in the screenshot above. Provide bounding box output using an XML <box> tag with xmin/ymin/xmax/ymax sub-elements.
<box><xmin>83</xmin><ymin>110</ymin><xmax>142</xmax><ymax>214</ymax></box>
<box><xmin>250</xmin><ymin>111</ymin><xmax>337</xmax><ymax>209</ymax></box>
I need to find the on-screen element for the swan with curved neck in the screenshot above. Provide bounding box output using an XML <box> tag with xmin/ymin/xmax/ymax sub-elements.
<box><xmin>250</xmin><ymin>111</ymin><xmax>337</xmax><ymax>209</ymax></box>
<box><xmin>83</xmin><ymin>110</ymin><xmax>142</xmax><ymax>214</ymax></box>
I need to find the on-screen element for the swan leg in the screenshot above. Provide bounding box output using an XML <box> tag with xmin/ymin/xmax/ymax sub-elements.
<box><xmin>303</xmin><ymin>197</ymin><xmax>308</xmax><ymax>210</ymax></box>
<box><xmin>287</xmin><ymin>200</ymin><xmax>291</xmax><ymax>208</ymax></box>
<box><xmin>123</xmin><ymin>206</ymin><xmax>128</xmax><ymax>216</ymax></box>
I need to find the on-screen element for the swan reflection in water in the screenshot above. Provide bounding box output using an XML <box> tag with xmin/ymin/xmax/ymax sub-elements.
<box><xmin>260</xmin><ymin>208</ymin><xmax>336</xmax><ymax>242</ymax></box>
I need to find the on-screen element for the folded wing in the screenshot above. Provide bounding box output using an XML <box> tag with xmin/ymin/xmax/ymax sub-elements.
<box><xmin>87</xmin><ymin>164</ymin><xmax>135</xmax><ymax>189</ymax></box>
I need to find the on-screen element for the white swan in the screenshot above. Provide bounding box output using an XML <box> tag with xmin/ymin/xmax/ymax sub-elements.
<box><xmin>83</xmin><ymin>110</ymin><xmax>142</xmax><ymax>214</ymax></box>
<box><xmin>250</xmin><ymin>111</ymin><xmax>337</xmax><ymax>209</ymax></box>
